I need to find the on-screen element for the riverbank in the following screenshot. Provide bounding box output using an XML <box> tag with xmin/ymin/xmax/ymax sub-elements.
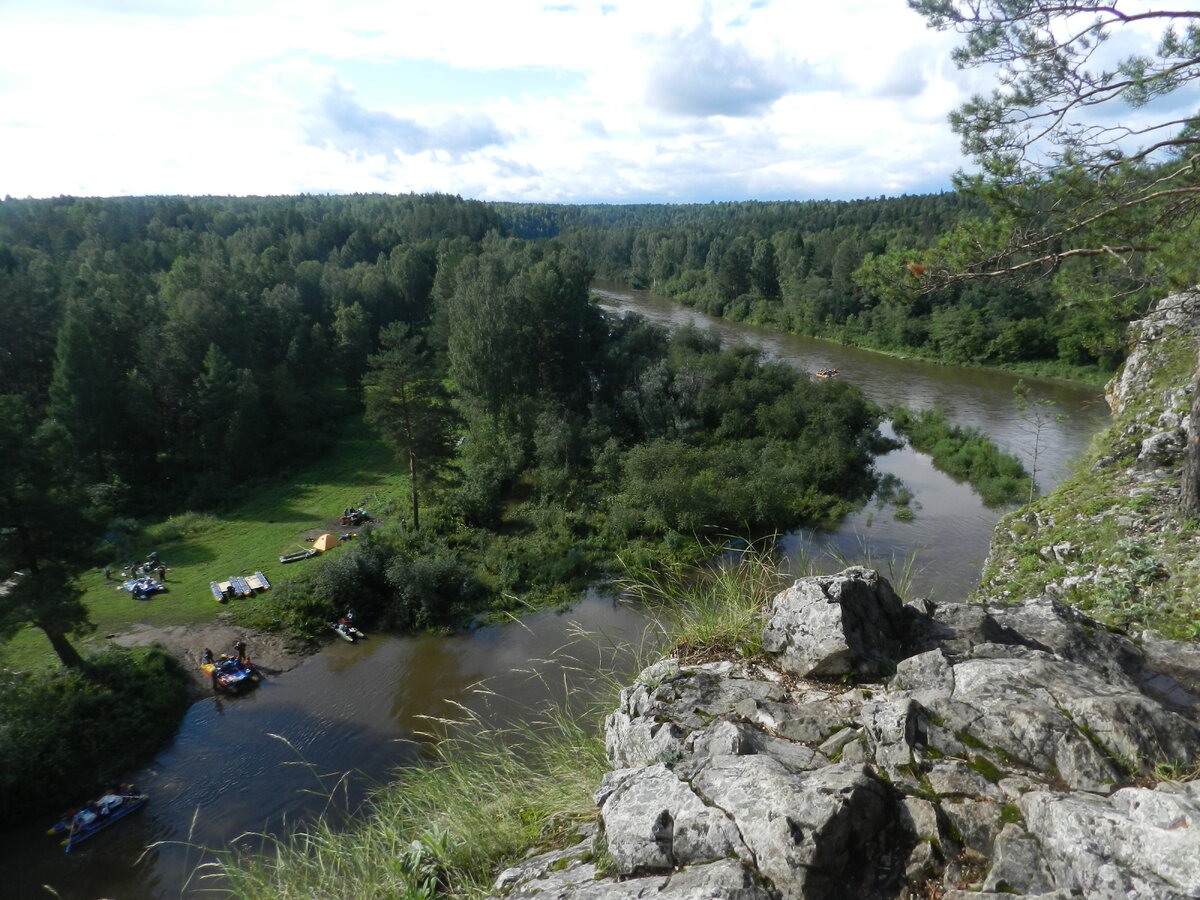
<box><xmin>487</xmin><ymin>288</ymin><xmax>1200</xmax><ymax>899</ymax></box>
<box><xmin>12</xmin><ymin>287</ymin><xmax>1112</xmax><ymax>900</ymax></box>
<box><xmin>104</xmin><ymin>620</ymin><xmax>313</xmax><ymax>701</ymax></box>
<box><xmin>212</xmin><ymin>288</ymin><xmax>1200</xmax><ymax>899</ymax></box>
<box><xmin>599</xmin><ymin>280</ymin><xmax>1115</xmax><ymax>389</ymax></box>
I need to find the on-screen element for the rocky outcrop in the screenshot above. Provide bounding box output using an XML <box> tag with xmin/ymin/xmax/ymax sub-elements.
<box><xmin>491</xmin><ymin>291</ymin><xmax>1200</xmax><ymax>899</ymax></box>
<box><xmin>980</xmin><ymin>288</ymin><xmax>1200</xmax><ymax>626</ymax></box>
<box><xmin>492</xmin><ymin>567</ymin><xmax>1200</xmax><ymax>899</ymax></box>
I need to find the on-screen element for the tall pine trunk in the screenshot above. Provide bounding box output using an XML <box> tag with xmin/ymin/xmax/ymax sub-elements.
<box><xmin>408</xmin><ymin>447</ymin><xmax>420</xmax><ymax>531</ymax></box>
<box><xmin>43</xmin><ymin>626</ymin><xmax>84</xmax><ymax>669</ymax></box>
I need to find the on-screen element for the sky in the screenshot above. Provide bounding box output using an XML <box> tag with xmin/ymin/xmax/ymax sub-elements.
<box><xmin>0</xmin><ymin>0</ymin><xmax>1000</xmax><ymax>203</ymax></box>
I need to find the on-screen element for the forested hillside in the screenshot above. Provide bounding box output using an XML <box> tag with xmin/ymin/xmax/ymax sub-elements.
<box><xmin>0</xmin><ymin>194</ymin><xmax>499</xmax><ymax>507</ymax></box>
<box><xmin>0</xmin><ymin>193</ymin><xmax>905</xmax><ymax>665</ymax></box>
<box><xmin>508</xmin><ymin>196</ymin><xmax>1129</xmax><ymax>376</ymax></box>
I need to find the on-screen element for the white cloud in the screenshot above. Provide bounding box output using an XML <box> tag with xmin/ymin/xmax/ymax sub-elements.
<box><xmin>0</xmin><ymin>0</ymin><xmax>979</xmax><ymax>201</ymax></box>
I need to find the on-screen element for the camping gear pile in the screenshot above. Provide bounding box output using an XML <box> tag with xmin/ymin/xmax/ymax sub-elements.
<box><xmin>279</xmin><ymin>532</ymin><xmax>340</xmax><ymax>564</ymax></box>
<box><xmin>121</xmin><ymin>576</ymin><xmax>164</xmax><ymax>600</ymax></box>
<box><xmin>209</xmin><ymin>571</ymin><xmax>271</xmax><ymax>602</ymax></box>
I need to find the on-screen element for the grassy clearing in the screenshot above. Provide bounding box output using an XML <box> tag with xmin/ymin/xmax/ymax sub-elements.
<box><xmin>4</xmin><ymin>420</ymin><xmax>410</xmax><ymax>671</ymax></box>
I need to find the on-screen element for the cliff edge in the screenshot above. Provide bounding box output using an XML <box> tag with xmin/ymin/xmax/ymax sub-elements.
<box><xmin>490</xmin><ymin>290</ymin><xmax>1200</xmax><ymax>900</ymax></box>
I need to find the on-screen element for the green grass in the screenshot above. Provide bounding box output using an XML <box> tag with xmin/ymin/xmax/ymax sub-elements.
<box><xmin>975</xmin><ymin>320</ymin><xmax>1200</xmax><ymax>638</ymax></box>
<box><xmin>618</xmin><ymin>542</ymin><xmax>794</xmax><ymax>662</ymax></box>
<box><xmin>202</xmin><ymin>697</ymin><xmax>610</xmax><ymax>899</ymax></box>
<box><xmin>4</xmin><ymin>420</ymin><xmax>410</xmax><ymax>671</ymax></box>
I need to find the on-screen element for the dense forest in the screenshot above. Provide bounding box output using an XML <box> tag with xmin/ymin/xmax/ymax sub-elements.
<box><xmin>0</xmin><ymin>193</ymin><xmax>913</xmax><ymax>654</ymax></box>
<box><xmin>0</xmin><ymin>191</ymin><xmax>1109</xmax><ymax>632</ymax></box>
<box><xmin>492</xmin><ymin>195</ymin><xmax>1127</xmax><ymax>375</ymax></box>
<box><xmin>0</xmin><ymin>192</ymin><xmax>904</xmax><ymax>814</ymax></box>
<box><xmin>0</xmin><ymin>188</ymin><xmax>1099</xmax><ymax>816</ymax></box>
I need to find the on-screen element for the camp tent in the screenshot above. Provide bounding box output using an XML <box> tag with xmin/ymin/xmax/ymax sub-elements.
<box><xmin>312</xmin><ymin>533</ymin><xmax>339</xmax><ymax>551</ymax></box>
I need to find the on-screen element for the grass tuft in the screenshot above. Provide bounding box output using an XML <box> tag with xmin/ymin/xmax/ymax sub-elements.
<box><xmin>618</xmin><ymin>541</ymin><xmax>791</xmax><ymax>663</ymax></box>
<box><xmin>205</xmin><ymin>704</ymin><xmax>608</xmax><ymax>900</ymax></box>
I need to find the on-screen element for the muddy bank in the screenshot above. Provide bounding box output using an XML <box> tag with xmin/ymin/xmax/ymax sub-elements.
<box><xmin>105</xmin><ymin>620</ymin><xmax>314</xmax><ymax>700</ymax></box>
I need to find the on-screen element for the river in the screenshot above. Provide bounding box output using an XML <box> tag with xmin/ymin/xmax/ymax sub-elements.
<box><xmin>3</xmin><ymin>284</ymin><xmax>1109</xmax><ymax>900</ymax></box>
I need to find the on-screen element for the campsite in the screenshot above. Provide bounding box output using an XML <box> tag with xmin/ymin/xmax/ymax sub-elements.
<box><xmin>2</xmin><ymin>420</ymin><xmax>403</xmax><ymax>672</ymax></box>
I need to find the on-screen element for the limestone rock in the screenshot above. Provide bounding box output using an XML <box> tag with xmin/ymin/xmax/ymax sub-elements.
<box><xmin>981</xmin><ymin>823</ymin><xmax>1056</xmax><ymax>895</ymax></box>
<box><xmin>509</xmin><ymin>563</ymin><xmax>1200</xmax><ymax>900</ymax></box>
<box><xmin>1021</xmin><ymin>786</ymin><xmax>1200</xmax><ymax>899</ymax></box>
<box><xmin>495</xmin><ymin>858</ymin><xmax>773</xmax><ymax>900</ymax></box>
<box><xmin>762</xmin><ymin>566</ymin><xmax>907</xmax><ymax>677</ymax></box>
<box><xmin>686</xmin><ymin>757</ymin><xmax>903</xmax><ymax>900</ymax></box>
<box><xmin>598</xmin><ymin>763</ymin><xmax>749</xmax><ymax>875</ymax></box>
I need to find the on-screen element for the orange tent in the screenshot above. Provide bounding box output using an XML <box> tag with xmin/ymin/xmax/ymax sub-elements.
<box><xmin>312</xmin><ymin>533</ymin><xmax>339</xmax><ymax>551</ymax></box>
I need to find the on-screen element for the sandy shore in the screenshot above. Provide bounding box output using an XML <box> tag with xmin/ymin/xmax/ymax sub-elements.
<box><xmin>104</xmin><ymin>621</ymin><xmax>314</xmax><ymax>700</ymax></box>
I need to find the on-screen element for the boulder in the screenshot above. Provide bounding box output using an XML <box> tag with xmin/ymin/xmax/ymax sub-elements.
<box><xmin>597</xmin><ymin>763</ymin><xmax>749</xmax><ymax>875</ymax></box>
<box><xmin>686</xmin><ymin>757</ymin><xmax>902</xmax><ymax>900</ymax></box>
<box><xmin>762</xmin><ymin>567</ymin><xmax>907</xmax><ymax>677</ymax></box>
<box><xmin>980</xmin><ymin>823</ymin><xmax>1056</xmax><ymax>895</ymax></box>
<box><xmin>530</xmin><ymin>566</ymin><xmax>1200</xmax><ymax>900</ymax></box>
<box><xmin>605</xmin><ymin>661</ymin><xmax>787</xmax><ymax>768</ymax></box>
<box><xmin>1021</xmin><ymin>786</ymin><xmax>1200</xmax><ymax>899</ymax></box>
<box><xmin>495</xmin><ymin>857</ymin><xmax>773</xmax><ymax>900</ymax></box>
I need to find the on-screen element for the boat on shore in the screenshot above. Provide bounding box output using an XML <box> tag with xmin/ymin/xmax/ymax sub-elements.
<box><xmin>46</xmin><ymin>788</ymin><xmax>148</xmax><ymax>852</ymax></box>
<box><xmin>201</xmin><ymin>657</ymin><xmax>260</xmax><ymax>693</ymax></box>
<box><xmin>332</xmin><ymin>619</ymin><xmax>366</xmax><ymax>642</ymax></box>
<box><xmin>279</xmin><ymin>548</ymin><xmax>317</xmax><ymax>564</ymax></box>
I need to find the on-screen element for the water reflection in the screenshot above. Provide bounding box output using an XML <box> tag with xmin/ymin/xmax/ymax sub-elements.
<box><xmin>593</xmin><ymin>281</ymin><xmax>1108</xmax><ymax>600</ymax></box>
<box><xmin>6</xmin><ymin>594</ymin><xmax>649</xmax><ymax>900</ymax></box>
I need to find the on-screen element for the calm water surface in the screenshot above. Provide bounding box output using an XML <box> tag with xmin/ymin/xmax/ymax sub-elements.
<box><xmin>593</xmin><ymin>282</ymin><xmax>1109</xmax><ymax>599</ymax></box>
<box><xmin>4</xmin><ymin>284</ymin><xmax>1110</xmax><ymax>899</ymax></box>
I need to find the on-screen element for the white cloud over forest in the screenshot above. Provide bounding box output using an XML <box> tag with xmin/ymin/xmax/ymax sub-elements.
<box><xmin>0</xmin><ymin>0</ymin><xmax>978</xmax><ymax>202</ymax></box>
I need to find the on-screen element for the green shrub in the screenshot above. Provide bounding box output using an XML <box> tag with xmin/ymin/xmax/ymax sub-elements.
<box><xmin>890</xmin><ymin>406</ymin><xmax>1033</xmax><ymax>506</ymax></box>
<box><xmin>0</xmin><ymin>647</ymin><xmax>189</xmax><ymax>817</ymax></box>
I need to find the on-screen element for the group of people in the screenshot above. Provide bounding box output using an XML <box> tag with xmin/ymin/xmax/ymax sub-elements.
<box><xmin>332</xmin><ymin>611</ymin><xmax>364</xmax><ymax>641</ymax></box>
<box><xmin>106</xmin><ymin>551</ymin><xmax>168</xmax><ymax>583</ymax></box>
<box><xmin>68</xmin><ymin>785</ymin><xmax>137</xmax><ymax>830</ymax></box>
<box><xmin>203</xmin><ymin>639</ymin><xmax>248</xmax><ymax>666</ymax></box>
<box><xmin>816</xmin><ymin>367</ymin><xmax>840</xmax><ymax>378</ymax></box>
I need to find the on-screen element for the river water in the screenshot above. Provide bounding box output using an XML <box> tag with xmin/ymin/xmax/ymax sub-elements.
<box><xmin>4</xmin><ymin>284</ymin><xmax>1109</xmax><ymax>900</ymax></box>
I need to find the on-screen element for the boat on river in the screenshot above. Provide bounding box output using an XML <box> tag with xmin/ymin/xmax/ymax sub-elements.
<box><xmin>332</xmin><ymin>620</ymin><xmax>365</xmax><ymax>642</ymax></box>
<box><xmin>46</xmin><ymin>789</ymin><xmax>148</xmax><ymax>852</ymax></box>
<box><xmin>201</xmin><ymin>657</ymin><xmax>259</xmax><ymax>693</ymax></box>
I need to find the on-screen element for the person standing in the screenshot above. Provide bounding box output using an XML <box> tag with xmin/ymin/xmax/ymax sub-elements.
<box><xmin>234</xmin><ymin>639</ymin><xmax>246</xmax><ymax>662</ymax></box>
